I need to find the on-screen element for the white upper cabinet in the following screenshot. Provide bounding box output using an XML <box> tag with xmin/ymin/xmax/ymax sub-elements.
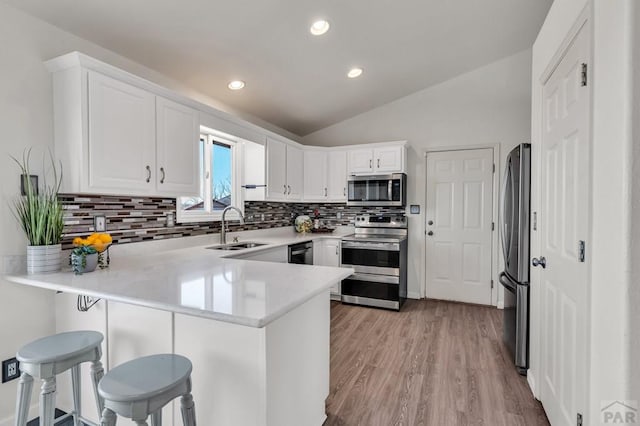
<box><xmin>266</xmin><ymin>137</ymin><xmax>303</xmax><ymax>201</ymax></box>
<box><xmin>49</xmin><ymin>60</ymin><xmax>201</xmax><ymax>197</ymax></box>
<box><xmin>266</xmin><ymin>137</ymin><xmax>287</xmax><ymax>200</ymax></box>
<box><xmin>87</xmin><ymin>71</ymin><xmax>156</xmax><ymax>193</ymax></box>
<box><xmin>156</xmin><ymin>96</ymin><xmax>200</xmax><ymax>196</ymax></box>
<box><xmin>374</xmin><ymin>146</ymin><xmax>405</xmax><ymax>173</ymax></box>
<box><xmin>47</xmin><ymin>53</ymin><xmax>409</xmax><ymax>202</ymax></box>
<box><xmin>347</xmin><ymin>144</ymin><xmax>406</xmax><ymax>175</ymax></box>
<box><xmin>348</xmin><ymin>149</ymin><xmax>375</xmax><ymax>174</ymax></box>
<box><xmin>304</xmin><ymin>150</ymin><xmax>347</xmax><ymax>202</ymax></box>
<box><xmin>303</xmin><ymin>150</ymin><xmax>328</xmax><ymax>200</ymax></box>
<box><xmin>286</xmin><ymin>145</ymin><xmax>303</xmax><ymax>200</ymax></box>
<box><xmin>327</xmin><ymin>150</ymin><xmax>347</xmax><ymax>201</ymax></box>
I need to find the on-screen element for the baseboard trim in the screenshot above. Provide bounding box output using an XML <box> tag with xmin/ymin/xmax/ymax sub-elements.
<box><xmin>0</xmin><ymin>407</ymin><xmax>74</xmax><ymax>426</ymax></box>
<box><xmin>527</xmin><ymin>371</ymin><xmax>539</xmax><ymax>400</ymax></box>
<box><xmin>0</xmin><ymin>403</ymin><xmax>39</xmax><ymax>426</ymax></box>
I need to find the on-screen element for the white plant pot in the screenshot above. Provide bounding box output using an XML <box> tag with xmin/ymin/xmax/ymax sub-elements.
<box><xmin>26</xmin><ymin>244</ymin><xmax>61</xmax><ymax>274</ymax></box>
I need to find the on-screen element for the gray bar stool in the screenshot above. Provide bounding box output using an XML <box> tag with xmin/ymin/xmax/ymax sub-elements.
<box><xmin>98</xmin><ymin>354</ymin><xmax>196</xmax><ymax>426</ymax></box>
<box><xmin>15</xmin><ymin>330</ymin><xmax>104</xmax><ymax>426</ymax></box>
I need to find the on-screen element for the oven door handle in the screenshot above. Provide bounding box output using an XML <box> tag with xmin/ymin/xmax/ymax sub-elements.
<box><xmin>346</xmin><ymin>273</ymin><xmax>399</xmax><ymax>284</ymax></box>
<box><xmin>290</xmin><ymin>249</ymin><xmax>309</xmax><ymax>256</ymax></box>
<box><xmin>341</xmin><ymin>241</ymin><xmax>400</xmax><ymax>251</ymax></box>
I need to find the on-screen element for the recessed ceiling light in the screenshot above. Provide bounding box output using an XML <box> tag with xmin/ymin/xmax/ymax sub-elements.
<box><xmin>228</xmin><ymin>80</ymin><xmax>245</xmax><ymax>90</ymax></box>
<box><xmin>310</xmin><ymin>20</ymin><xmax>330</xmax><ymax>36</ymax></box>
<box><xmin>347</xmin><ymin>68</ymin><xmax>363</xmax><ymax>79</ymax></box>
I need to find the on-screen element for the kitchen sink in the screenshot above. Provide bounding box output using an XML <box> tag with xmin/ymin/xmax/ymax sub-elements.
<box><xmin>207</xmin><ymin>242</ymin><xmax>267</xmax><ymax>251</ymax></box>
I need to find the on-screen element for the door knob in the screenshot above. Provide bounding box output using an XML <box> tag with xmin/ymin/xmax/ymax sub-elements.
<box><xmin>532</xmin><ymin>257</ymin><xmax>546</xmax><ymax>268</ymax></box>
<box><xmin>428</xmin><ymin>220</ymin><xmax>433</xmax><ymax>225</ymax></box>
<box><xmin>427</xmin><ymin>231</ymin><xmax>434</xmax><ymax>236</ymax></box>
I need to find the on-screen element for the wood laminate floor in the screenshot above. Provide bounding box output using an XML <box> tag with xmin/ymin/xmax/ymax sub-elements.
<box><xmin>324</xmin><ymin>299</ymin><xmax>549</xmax><ymax>426</ymax></box>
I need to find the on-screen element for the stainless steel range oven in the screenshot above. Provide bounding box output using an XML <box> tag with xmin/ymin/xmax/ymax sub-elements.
<box><xmin>341</xmin><ymin>214</ymin><xmax>407</xmax><ymax>311</ymax></box>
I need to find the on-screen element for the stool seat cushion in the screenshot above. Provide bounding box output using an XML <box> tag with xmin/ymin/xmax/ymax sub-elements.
<box><xmin>17</xmin><ymin>331</ymin><xmax>103</xmax><ymax>364</ymax></box>
<box><xmin>98</xmin><ymin>354</ymin><xmax>192</xmax><ymax>403</ymax></box>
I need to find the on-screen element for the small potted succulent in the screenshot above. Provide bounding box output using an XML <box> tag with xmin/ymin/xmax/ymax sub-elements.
<box><xmin>70</xmin><ymin>233</ymin><xmax>112</xmax><ymax>275</ymax></box>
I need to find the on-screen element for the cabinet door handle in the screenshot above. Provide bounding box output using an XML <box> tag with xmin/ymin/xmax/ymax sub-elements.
<box><xmin>284</xmin><ymin>184</ymin><xmax>287</xmax><ymax>195</ymax></box>
<box><xmin>324</xmin><ymin>187</ymin><xmax>327</xmax><ymax>197</ymax></box>
<box><xmin>336</xmin><ymin>246</ymin><xmax>339</xmax><ymax>256</ymax></box>
<box><xmin>369</xmin><ymin>159</ymin><xmax>372</xmax><ymax>169</ymax></box>
<box><xmin>377</xmin><ymin>159</ymin><xmax>380</xmax><ymax>168</ymax></box>
<box><xmin>145</xmin><ymin>165</ymin><xmax>151</xmax><ymax>183</ymax></box>
<box><xmin>288</xmin><ymin>185</ymin><xmax>291</xmax><ymax>195</ymax></box>
<box><xmin>160</xmin><ymin>167</ymin><xmax>165</xmax><ymax>184</ymax></box>
<box><xmin>343</xmin><ymin>187</ymin><xmax>346</xmax><ymax>196</ymax></box>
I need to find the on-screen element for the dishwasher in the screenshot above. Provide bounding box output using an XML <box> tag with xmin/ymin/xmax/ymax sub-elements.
<box><xmin>288</xmin><ymin>241</ymin><xmax>313</xmax><ymax>264</ymax></box>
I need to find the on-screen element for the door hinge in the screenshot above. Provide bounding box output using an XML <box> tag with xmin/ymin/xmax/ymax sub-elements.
<box><xmin>578</xmin><ymin>240</ymin><xmax>586</xmax><ymax>262</ymax></box>
<box><xmin>577</xmin><ymin>413</ymin><xmax>583</xmax><ymax>426</ymax></box>
<box><xmin>492</xmin><ymin>222</ymin><xmax>495</xmax><ymax>231</ymax></box>
<box><xmin>491</xmin><ymin>280</ymin><xmax>494</xmax><ymax>289</ymax></box>
<box><xmin>581</xmin><ymin>63</ymin><xmax>588</xmax><ymax>87</ymax></box>
<box><xmin>493</xmin><ymin>163</ymin><xmax>496</xmax><ymax>173</ymax></box>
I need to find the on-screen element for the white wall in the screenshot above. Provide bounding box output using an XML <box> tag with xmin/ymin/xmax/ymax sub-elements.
<box><xmin>0</xmin><ymin>3</ymin><xmax>297</xmax><ymax>423</ymax></box>
<box><xmin>303</xmin><ymin>49</ymin><xmax>533</xmax><ymax>302</ymax></box>
<box><xmin>530</xmin><ymin>0</ymin><xmax>637</xmax><ymax>423</ymax></box>
<box><xmin>630</xmin><ymin>0</ymin><xmax>640</xmax><ymax>410</ymax></box>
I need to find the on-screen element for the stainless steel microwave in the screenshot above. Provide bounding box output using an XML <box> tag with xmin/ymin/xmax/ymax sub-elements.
<box><xmin>347</xmin><ymin>173</ymin><xmax>407</xmax><ymax>207</ymax></box>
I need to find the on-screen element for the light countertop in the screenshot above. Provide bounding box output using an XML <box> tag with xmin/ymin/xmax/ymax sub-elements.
<box><xmin>4</xmin><ymin>227</ymin><xmax>355</xmax><ymax>328</ymax></box>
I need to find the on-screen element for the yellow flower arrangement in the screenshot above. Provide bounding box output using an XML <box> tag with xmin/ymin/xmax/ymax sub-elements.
<box><xmin>73</xmin><ymin>233</ymin><xmax>112</xmax><ymax>252</ymax></box>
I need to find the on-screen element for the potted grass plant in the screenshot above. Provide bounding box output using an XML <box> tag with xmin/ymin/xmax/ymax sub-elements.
<box><xmin>11</xmin><ymin>149</ymin><xmax>64</xmax><ymax>274</ymax></box>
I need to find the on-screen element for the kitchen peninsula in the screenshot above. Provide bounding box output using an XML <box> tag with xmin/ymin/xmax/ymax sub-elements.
<box><xmin>5</xmin><ymin>233</ymin><xmax>353</xmax><ymax>426</ymax></box>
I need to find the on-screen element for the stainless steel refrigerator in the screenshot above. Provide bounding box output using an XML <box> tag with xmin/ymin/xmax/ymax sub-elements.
<box><xmin>499</xmin><ymin>143</ymin><xmax>531</xmax><ymax>375</ymax></box>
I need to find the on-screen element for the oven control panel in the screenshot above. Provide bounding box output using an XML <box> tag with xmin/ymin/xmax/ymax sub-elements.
<box><xmin>354</xmin><ymin>214</ymin><xmax>407</xmax><ymax>228</ymax></box>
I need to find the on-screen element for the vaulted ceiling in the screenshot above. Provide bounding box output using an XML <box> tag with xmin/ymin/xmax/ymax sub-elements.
<box><xmin>4</xmin><ymin>0</ymin><xmax>552</xmax><ymax>136</ymax></box>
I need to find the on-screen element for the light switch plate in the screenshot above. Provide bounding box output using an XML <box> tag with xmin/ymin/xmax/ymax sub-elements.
<box><xmin>94</xmin><ymin>215</ymin><xmax>106</xmax><ymax>232</ymax></box>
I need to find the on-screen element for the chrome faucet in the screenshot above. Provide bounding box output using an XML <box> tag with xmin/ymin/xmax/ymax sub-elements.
<box><xmin>220</xmin><ymin>206</ymin><xmax>245</xmax><ymax>245</ymax></box>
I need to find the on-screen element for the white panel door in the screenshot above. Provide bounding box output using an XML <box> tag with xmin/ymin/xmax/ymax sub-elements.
<box><xmin>286</xmin><ymin>145</ymin><xmax>304</xmax><ymax>200</ymax></box>
<box><xmin>156</xmin><ymin>96</ymin><xmax>200</xmax><ymax>196</ymax></box>
<box><xmin>88</xmin><ymin>71</ymin><xmax>156</xmax><ymax>192</ymax></box>
<box><xmin>266</xmin><ymin>137</ymin><xmax>287</xmax><ymax>201</ymax></box>
<box><xmin>426</xmin><ymin>149</ymin><xmax>494</xmax><ymax>305</ymax></box>
<box><xmin>374</xmin><ymin>146</ymin><xmax>403</xmax><ymax>173</ymax></box>
<box><xmin>327</xmin><ymin>150</ymin><xmax>347</xmax><ymax>201</ymax></box>
<box><xmin>539</xmin><ymin>24</ymin><xmax>589</xmax><ymax>426</ymax></box>
<box><xmin>303</xmin><ymin>150</ymin><xmax>327</xmax><ymax>200</ymax></box>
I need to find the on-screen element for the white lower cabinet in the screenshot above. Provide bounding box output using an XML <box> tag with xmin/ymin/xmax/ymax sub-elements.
<box><xmin>314</xmin><ymin>239</ymin><xmax>342</xmax><ymax>299</ymax></box>
<box><xmin>55</xmin><ymin>293</ymin><xmax>107</xmax><ymax>424</ymax></box>
<box><xmin>55</xmin><ymin>295</ymin><xmax>173</xmax><ymax>425</ymax></box>
<box><xmin>174</xmin><ymin>292</ymin><xmax>329</xmax><ymax>426</ymax></box>
<box><xmin>108</xmin><ymin>302</ymin><xmax>173</xmax><ymax>425</ymax></box>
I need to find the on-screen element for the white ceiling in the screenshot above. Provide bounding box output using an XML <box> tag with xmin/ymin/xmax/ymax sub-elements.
<box><xmin>5</xmin><ymin>0</ymin><xmax>552</xmax><ymax>136</ymax></box>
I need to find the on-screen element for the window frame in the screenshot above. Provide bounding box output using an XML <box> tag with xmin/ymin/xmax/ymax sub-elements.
<box><xmin>176</xmin><ymin>130</ymin><xmax>244</xmax><ymax>223</ymax></box>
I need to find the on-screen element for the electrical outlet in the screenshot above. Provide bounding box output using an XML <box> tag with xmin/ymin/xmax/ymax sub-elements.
<box><xmin>94</xmin><ymin>215</ymin><xmax>107</xmax><ymax>232</ymax></box>
<box><xmin>166</xmin><ymin>212</ymin><xmax>175</xmax><ymax>228</ymax></box>
<box><xmin>2</xmin><ymin>357</ymin><xmax>20</xmax><ymax>383</ymax></box>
